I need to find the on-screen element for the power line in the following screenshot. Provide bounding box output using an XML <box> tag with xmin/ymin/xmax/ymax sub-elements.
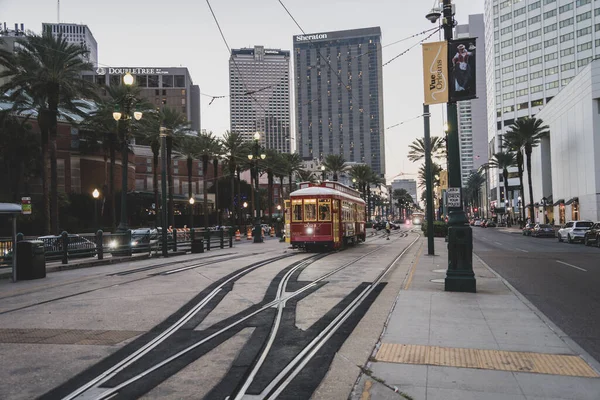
<box><xmin>383</xmin><ymin>28</ymin><xmax>441</xmax><ymax>67</ymax></box>
<box><xmin>346</xmin><ymin>27</ymin><xmax>439</xmax><ymax>62</ymax></box>
<box><xmin>385</xmin><ymin>115</ymin><xmax>422</xmax><ymax>131</ymax></box>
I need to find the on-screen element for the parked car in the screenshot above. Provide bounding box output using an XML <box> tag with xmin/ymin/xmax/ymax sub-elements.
<box><xmin>38</xmin><ymin>234</ymin><xmax>97</xmax><ymax>258</ymax></box>
<box><xmin>522</xmin><ymin>223</ymin><xmax>535</xmax><ymax>236</ymax></box>
<box><xmin>130</xmin><ymin>228</ymin><xmax>159</xmax><ymax>252</ymax></box>
<box><xmin>531</xmin><ymin>224</ymin><xmax>555</xmax><ymax>238</ymax></box>
<box><xmin>474</xmin><ymin>219</ymin><xmax>482</xmax><ymax>227</ymax></box>
<box><xmin>557</xmin><ymin>220</ymin><xmax>594</xmax><ymax>243</ymax></box>
<box><xmin>583</xmin><ymin>222</ymin><xmax>600</xmax><ymax>247</ymax></box>
<box><xmin>486</xmin><ymin>220</ymin><xmax>497</xmax><ymax>228</ymax></box>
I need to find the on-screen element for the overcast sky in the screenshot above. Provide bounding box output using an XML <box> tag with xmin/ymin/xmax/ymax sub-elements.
<box><xmin>1</xmin><ymin>0</ymin><xmax>484</xmax><ymax>182</ymax></box>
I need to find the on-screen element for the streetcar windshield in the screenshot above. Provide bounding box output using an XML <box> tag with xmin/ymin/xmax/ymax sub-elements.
<box><xmin>304</xmin><ymin>199</ymin><xmax>317</xmax><ymax>221</ymax></box>
<box><xmin>318</xmin><ymin>199</ymin><xmax>331</xmax><ymax>221</ymax></box>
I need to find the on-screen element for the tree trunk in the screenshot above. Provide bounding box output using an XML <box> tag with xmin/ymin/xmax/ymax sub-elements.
<box><xmin>167</xmin><ymin>135</ymin><xmax>174</xmax><ymax>228</ymax></box>
<box><xmin>250</xmin><ymin>168</ymin><xmax>256</xmax><ymax>226</ymax></box>
<box><xmin>516</xmin><ymin>151</ymin><xmax>525</xmax><ymax>223</ymax></box>
<box><xmin>288</xmin><ymin>173</ymin><xmax>293</xmax><ymax>196</ymax></box>
<box><xmin>279</xmin><ymin>176</ymin><xmax>285</xmax><ymax>201</ymax></box>
<box><xmin>37</xmin><ymin>111</ymin><xmax>51</xmax><ymax>235</ymax></box>
<box><xmin>213</xmin><ymin>158</ymin><xmax>219</xmax><ymax>226</ymax></box>
<box><xmin>202</xmin><ymin>155</ymin><xmax>209</xmax><ymax>229</ymax></box>
<box><xmin>333</xmin><ymin>172</ymin><xmax>338</xmax><ymax>181</ymax></box>
<box><xmin>230</xmin><ymin>166</ymin><xmax>235</xmax><ymax>227</ymax></box>
<box><xmin>188</xmin><ymin>156</ymin><xmax>193</xmax><ymax>227</ymax></box>
<box><xmin>268</xmin><ymin>171</ymin><xmax>274</xmax><ymax>221</ymax></box>
<box><xmin>367</xmin><ymin>185</ymin><xmax>372</xmax><ymax>221</ymax></box>
<box><xmin>236</xmin><ymin>167</ymin><xmax>242</xmax><ymax>227</ymax></box>
<box><xmin>525</xmin><ymin>145</ymin><xmax>535</xmax><ymax>224</ymax></box>
<box><xmin>110</xmin><ymin>139</ymin><xmax>116</xmax><ymax>231</ymax></box>
<box><xmin>154</xmin><ymin>151</ymin><xmax>159</xmax><ymax>227</ymax></box>
<box><xmin>49</xmin><ymin>117</ymin><xmax>59</xmax><ymax>234</ymax></box>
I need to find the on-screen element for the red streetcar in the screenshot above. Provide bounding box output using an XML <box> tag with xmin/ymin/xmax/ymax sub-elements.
<box><xmin>286</xmin><ymin>181</ymin><xmax>366</xmax><ymax>251</ymax></box>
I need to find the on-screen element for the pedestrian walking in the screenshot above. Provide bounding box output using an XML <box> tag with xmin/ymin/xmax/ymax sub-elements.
<box><xmin>385</xmin><ymin>221</ymin><xmax>391</xmax><ymax>240</ymax></box>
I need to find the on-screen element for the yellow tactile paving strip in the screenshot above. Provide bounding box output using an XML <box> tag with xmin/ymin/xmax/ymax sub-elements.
<box><xmin>0</xmin><ymin>328</ymin><xmax>142</xmax><ymax>345</ymax></box>
<box><xmin>376</xmin><ymin>343</ymin><xmax>600</xmax><ymax>378</ymax></box>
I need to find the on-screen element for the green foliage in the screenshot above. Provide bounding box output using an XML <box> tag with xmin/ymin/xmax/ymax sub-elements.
<box><xmin>421</xmin><ymin>221</ymin><xmax>448</xmax><ymax>237</ymax></box>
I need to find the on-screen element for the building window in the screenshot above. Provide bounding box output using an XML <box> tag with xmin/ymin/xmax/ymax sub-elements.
<box><xmin>529</xmin><ymin>29</ymin><xmax>542</xmax><ymax>39</ymax></box>
<box><xmin>515</xmin><ymin>21</ymin><xmax>527</xmax><ymax>30</ymax></box>
<box><xmin>562</xmin><ymin>77</ymin><xmax>574</xmax><ymax>86</ymax></box>
<box><xmin>516</xmin><ymin>88</ymin><xmax>529</xmax><ymax>97</ymax></box>
<box><xmin>545</xmin><ymin>52</ymin><xmax>558</xmax><ymax>61</ymax></box>
<box><xmin>514</xmin><ymin>34</ymin><xmax>527</xmax><ymax>44</ymax></box>
<box><xmin>577</xmin><ymin>11</ymin><xmax>592</xmax><ymax>22</ymax></box>
<box><xmin>596</xmin><ymin>7</ymin><xmax>600</xmax><ymax>16</ymax></box>
<box><xmin>529</xmin><ymin>15</ymin><xmax>541</xmax><ymax>25</ymax></box>
<box><xmin>544</xmin><ymin>23</ymin><xmax>558</xmax><ymax>34</ymax></box>
<box><xmin>545</xmin><ymin>81</ymin><xmax>559</xmax><ymax>90</ymax></box>
<box><xmin>559</xmin><ymin>3</ymin><xmax>573</xmax><ymax>13</ymax></box>
<box><xmin>516</xmin><ymin>74</ymin><xmax>528</xmax><ymax>83</ymax></box>
<box><xmin>514</xmin><ymin>7</ymin><xmax>526</xmax><ymax>17</ymax></box>
<box><xmin>561</xmin><ymin>61</ymin><xmax>575</xmax><ymax>71</ymax></box>
<box><xmin>560</xmin><ymin>47</ymin><xmax>574</xmax><ymax>56</ymax></box>
<box><xmin>516</xmin><ymin>47</ymin><xmax>528</xmax><ymax>57</ymax></box>
<box><xmin>596</xmin><ymin>39</ymin><xmax>600</xmax><ymax>47</ymax></box>
<box><xmin>531</xmin><ymin>84</ymin><xmax>543</xmax><ymax>93</ymax></box>
<box><xmin>503</xmin><ymin>105</ymin><xmax>514</xmax><ymax>113</ymax></box>
<box><xmin>502</xmin><ymin>65</ymin><xmax>514</xmax><ymax>73</ymax></box>
<box><xmin>162</xmin><ymin>75</ymin><xmax>174</xmax><ymax>88</ymax></box>
<box><xmin>531</xmin><ymin>98</ymin><xmax>544</xmax><ymax>107</ymax></box>
<box><xmin>577</xmin><ymin>26</ymin><xmax>592</xmax><ymax>37</ymax></box>
<box><xmin>559</xmin><ymin>18</ymin><xmax>574</xmax><ymax>28</ymax></box>
<box><xmin>174</xmin><ymin>75</ymin><xmax>185</xmax><ymax>87</ymax></box>
<box><xmin>148</xmin><ymin>75</ymin><xmax>159</xmax><ymax>87</ymax></box>
<box><xmin>545</xmin><ymin>66</ymin><xmax>558</xmax><ymax>76</ymax></box>
<box><xmin>577</xmin><ymin>41</ymin><xmax>592</xmax><ymax>51</ymax></box>
<box><xmin>529</xmin><ymin>56</ymin><xmax>542</xmax><ymax>66</ymax></box>
<box><xmin>501</xmin><ymin>26</ymin><xmax>513</xmax><ymax>35</ymax></box>
<box><xmin>544</xmin><ymin>9</ymin><xmax>557</xmax><ymax>19</ymax></box>
<box><xmin>502</xmin><ymin>52</ymin><xmax>514</xmax><ymax>61</ymax></box>
<box><xmin>560</xmin><ymin>32</ymin><xmax>574</xmax><ymax>42</ymax></box>
<box><xmin>528</xmin><ymin>1</ymin><xmax>541</xmax><ymax>11</ymax></box>
<box><xmin>578</xmin><ymin>57</ymin><xmax>592</xmax><ymax>67</ymax></box>
<box><xmin>544</xmin><ymin>38</ymin><xmax>557</xmax><ymax>48</ymax></box>
<box><xmin>515</xmin><ymin>61</ymin><xmax>528</xmax><ymax>70</ymax></box>
<box><xmin>503</xmin><ymin>92</ymin><xmax>514</xmax><ymax>100</ymax></box>
<box><xmin>517</xmin><ymin>102</ymin><xmax>529</xmax><ymax>110</ymax></box>
<box><xmin>500</xmin><ymin>13</ymin><xmax>513</xmax><ymax>22</ymax></box>
<box><xmin>503</xmin><ymin>78</ymin><xmax>514</xmax><ymax>87</ymax></box>
<box><xmin>576</xmin><ymin>0</ymin><xmax>591</xmax><ymax>7</ymax></box>
<box><xmin>502</xmin><ymin>39</ymin><xmax>513</xmax><ymax>48</ymax></box>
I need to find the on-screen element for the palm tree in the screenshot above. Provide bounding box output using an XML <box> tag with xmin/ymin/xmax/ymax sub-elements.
<box><xmin>211</xmin><ymin>140</ymin><xmax>223</xmax><ymax>225</ymax></box>
<box><xmin>159</xmin><ymin>107</ymin><xmax>190</xmax><ymax>227</ymax></box>
<box><xmin>281</xmin><ymin>153</ymin><xmax>303</xmax><ymax>196</ymax></box>
<box><xmin>408</xmin><ymin>136</ymin><xmax>446</xmax><ymax>163</ymax></box>
<box><xmin>504</xmin><ymin>117</ymin><xmax>549</xmax><ymax>224</ymax></box>
<box><xmin>263</xmin><ymin>149</ymin><xmax>283</xmax><ymax>220</ymax></box>
<box><xmin>487</xmin><ymin>151</ymin><xmax>516</xmax><ymax>220</ymax></box>
<box><xmin>197</xmin><ymin>131</ymin><xmax>218</xmax><ymax>229</ymax></box>
<box><xmin>349</xmin><ymin>164</ymin><xmax>371</xmax><ymax>200</ymax></box>
<box><xmin>296</xmin><ymin>169</ymin><xmax>317</xmax><ymax>183</ymax></box>
<box><xmin>393</xmin><ymin>188</ymin><xmax>414</xmax><ymax>220</ymax></box>
<box><xmin>0</xmin><ymin>31</ymin><xmax>98</xmax><ymax>233</ymax></box>
<box><xmin>323</xmin><ymin>154</ymin><xmax>346</xmax><ymax>181</ymax></box>
<box><xmin>418</xmin><ymin>163</ymin><xmax>442</xmax><ymax>190</ymax></box>
<box><xmin>221</xmin><ymin>131</ymin><xmax>245</xmax><ymax>226</ymax></box>
<box><xmin>175</xmin><ymin>135</ymin><xmax>200</xmax><ymax>222</ymax></box>
<box><xmin>502</xmin><ymin>133</ymin><xmax>525</xmax><ymax>223</ymax></box>
<box><xmin>464</xmin><ymin>171</ymin><xmax>486</xmax><ymax>213</ymax></box>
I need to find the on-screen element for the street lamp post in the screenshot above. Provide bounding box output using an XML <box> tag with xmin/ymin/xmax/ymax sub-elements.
<box><xmin>160</xmin><ymin>126</ymin><xmax>168</xmax><ymax>258</ymax></box>
<box><xmin>248</xmin><ymin>132</ymin><xmax>265</xmax><ymax>243</ymax></box>
<box><xmin>243</xmin><ymin>201</ymin><xmax>248</xmax><ymax>226</ymax></box>
<box><xmin>113</xmin><ymin>72</ymin><xmax>142</xmax><ymax>232</ymax></box>
<box><xmin>428</xmin><ymin>0</ymin><xmax>475</xmax><ymax>292</ymax></box>
<box><xmin>321</xmin><ymin>165</ymin><xmax>326</xmax><ymax>181</ymax></box>
<box><xmin>189</xmin><ymin>197</ymin><xmax>195</xmax><ymax>230</ymax></box>
<box><xmin>92</xmin><ymin>188</ymin><xmax>100</xmax><ymax>231</ymax></box>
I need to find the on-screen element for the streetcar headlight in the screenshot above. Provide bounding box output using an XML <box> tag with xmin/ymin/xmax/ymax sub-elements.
<box><xmin>306</xmin><ymin>227</ymin><xmax>314</xmax><ymax>235</ymax></box>
<box><xmin>109</xmin><ymin>240</ymin><xmax>118</xmax><ymax>249</ymax></box>
<box><xmin>414</xmin><ymin>219</ymin><xmax>421</xmax><ymax>224</ymax></box>
<box><xmin>131</xmin><ymin>241</ymin><xmax>138</xmax><ymax>247</ymax></box>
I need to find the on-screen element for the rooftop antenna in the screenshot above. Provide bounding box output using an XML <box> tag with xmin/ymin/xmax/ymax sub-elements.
<box><xmin>57</xmin><ymin>0</ymin><xmax>60</xmax><ymax>23</ymax></box>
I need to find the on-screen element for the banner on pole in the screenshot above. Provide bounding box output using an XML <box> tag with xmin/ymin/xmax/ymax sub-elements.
<box><xmin>449</xmin><ymin>37</ymin><xmax>477</xmax><ymax>102</ymax></box>
<box><xmin>21</xmin><ymin>197</ymin><xmax>31</xmax><ymax>215</ymax></box>
<box><xmin>422</xmin><ymin>41</ymin><xmax>449</xmax><ymax>105</ymax></box>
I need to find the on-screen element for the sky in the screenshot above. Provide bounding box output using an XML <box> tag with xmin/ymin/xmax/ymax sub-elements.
<box><xmin>1</xmin><ymin>0</ymin><xmax>484</xmax><ymax>183</ymax></box>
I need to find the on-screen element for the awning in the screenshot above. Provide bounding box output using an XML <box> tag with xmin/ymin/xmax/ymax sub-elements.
<box><xmin>565</xmin><ymin>197</ymin><xmax>579</xmax><ymax>206</ymax></box>
<box><xmin>552</xmin><ymin>199</ymin><xmax>565</xmax><ymax>206</ymax></box>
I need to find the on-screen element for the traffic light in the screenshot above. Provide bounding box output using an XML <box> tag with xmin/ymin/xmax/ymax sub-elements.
<box><xmin>474</xmin><ymin>207</ymin><xmax>478</xmax><ymax>212</ymax></box>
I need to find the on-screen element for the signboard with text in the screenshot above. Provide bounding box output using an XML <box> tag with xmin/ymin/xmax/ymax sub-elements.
<box><xmin>21</xmin><ymin>197</ymin><xmax>31</xmax><ymax>215</ymax></box>
<box><xmin>422</xmin><ymin>41</ymin><xmax>449</xmax><ymax>105</ymax></box>
<box><xmin>446</xmin><ymin>188</ymin><xmax>461</xmax><ymax>208</ymax></box>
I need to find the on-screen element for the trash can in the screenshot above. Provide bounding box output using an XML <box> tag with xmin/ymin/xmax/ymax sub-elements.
<box><xmin>16</xmin><ymin>240</ymin><xmax>46</xmax><ymax>280</ymax></box>
<box><xmin>191</xmin><ymin>237</ymin><xmax>204</xmax><ymax>253</ymax></box>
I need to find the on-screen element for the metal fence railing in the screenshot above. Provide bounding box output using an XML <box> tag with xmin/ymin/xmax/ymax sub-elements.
<box><xmin>0</xmin><ymin>228</ymin><xmax>235</xmax><ymax>271</ymax></box>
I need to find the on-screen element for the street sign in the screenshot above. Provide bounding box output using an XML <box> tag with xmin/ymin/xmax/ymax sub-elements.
<box><xmin>21</xmin><ymin>197</ymin><xmax>31</xmax><ymax>215</ymax></box>
<box><xmin>446</xmin><ymin>188</ymin><xmax>461</xmax><ymax>208</ymax></box>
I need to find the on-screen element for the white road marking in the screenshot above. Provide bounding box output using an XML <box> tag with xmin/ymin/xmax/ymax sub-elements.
<box><xmin>494</xmin><ymin>241</ymin><xmax>503</xmax><ymax>245</ymax></box>
<box><xmin>517</xmin><ymin>248</ymin><xmax>529</xmax><ymax>253</ymax></box>
<box><xmin>556</xmin><ymin>260</ymin><xmax>587</xmax><ymax>272</ymax></box>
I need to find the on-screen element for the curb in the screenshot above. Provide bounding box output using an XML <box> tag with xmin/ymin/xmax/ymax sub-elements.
<box><xmin>0</xmin><ymin>250</ymin><xmax>190</xmax><ymax>280</ymax></box>
<box><xmin>474</xmin><ymin>252</ymin><xmax>600</xmax><ymax>375</ymax></box>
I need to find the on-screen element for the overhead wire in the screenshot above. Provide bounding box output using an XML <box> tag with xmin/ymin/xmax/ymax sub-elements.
<box><xmin>382</xmin><ymin>27</ymin><xmax>441</xmax><ymax>67</ymax></box>
<box><xmin>346</xmin><ymin>27</ymin><xmax>439</xmax><ymax>61</ymax></box>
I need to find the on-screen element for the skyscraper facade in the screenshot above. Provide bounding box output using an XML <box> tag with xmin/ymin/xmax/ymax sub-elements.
<box><xmin>293</xmin><ymin>27</ymin><xmax>385</xmax><ymax>177</ymax></box>
<box><xmin>229</xmin><ymin>46</ymin><xmax>291</xmax><ymax>153</ymax></box>
<box><xmin>456</xmin><ymin>14</ymin><xmax>489</xmax><ymax>187</ymax></box>
<box><xmin>391</xmin><ymin>179</ymin><xmax>418</xmax><ymax>204</ymax></box>
<box><xmin>484</xmin><ymin>0</ymin><xmax>599</xmax><ymax>205</ymax></box>
<box><xmin>42</xmin><ymin>23</ymin><xmax>98</xmax><ymax>67</ymax></box>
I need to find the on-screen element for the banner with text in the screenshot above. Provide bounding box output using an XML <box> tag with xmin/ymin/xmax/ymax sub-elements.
<box><xmin>449</xmin><ymin>37</ymin><xmax>477</xmax><ymax>102</ymax></box>
<box><xmin>422</xmin><ymin>41</ymin><xmax>449</xmax><ymax>105</ymax></box>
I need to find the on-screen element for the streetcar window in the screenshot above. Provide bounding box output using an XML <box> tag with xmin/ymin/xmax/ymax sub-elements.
<box><xmin>304</xmin><ymin>199</ymin><xmax>317</xmax><ymax>221</ymax></box>
<box><xmin>292</xmin><ymin>200</ymin><xmax>303</xmax><ymax>222</ymax></box>
<box><xmin>318</xmin><ymin>199</ymin><xmax>331</xmax><ymax>221</ymax></box>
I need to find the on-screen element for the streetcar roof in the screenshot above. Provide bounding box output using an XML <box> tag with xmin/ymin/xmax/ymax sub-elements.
<box><xmin>290</xmin><ymin>187</ymin><xmax>366</xmax><ymax>204</ymax></box>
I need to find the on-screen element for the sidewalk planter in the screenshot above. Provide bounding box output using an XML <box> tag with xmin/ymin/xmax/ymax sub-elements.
<box><xmin>422</xmin><ymin>221</ymin><xmax>449</xmax><ymax>237</ymax></box>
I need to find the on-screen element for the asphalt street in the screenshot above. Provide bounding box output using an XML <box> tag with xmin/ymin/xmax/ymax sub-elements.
<box><xmin>473</xmin><ymin>227</ymin><xmax>600</xmax><ymax>362</ymax></box>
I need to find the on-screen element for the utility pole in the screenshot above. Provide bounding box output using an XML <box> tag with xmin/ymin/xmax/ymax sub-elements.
<box><xmin>442</xmin><ymin>0</ymin><xmax>476</xmax><ymax>292</ymax></box>
<box><xmin>160</xmin><ymin>127</ymin><xmax>168</xmax><ymax>258</ymax></box>
<box><xmin>423</xmin><ymin>104</ymin><xmax>435</xmax><ymax>255</ymax></box>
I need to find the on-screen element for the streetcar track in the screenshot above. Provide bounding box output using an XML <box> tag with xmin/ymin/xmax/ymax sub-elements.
<box><xmin>82</xmin><ymin>240</ymin><xmax>409</xmax><ymax>399</ymax></box>
<box><xmin>55</xmin><ymin>253</ymin><xmax>317</xmax><ymax>400</ymax></box>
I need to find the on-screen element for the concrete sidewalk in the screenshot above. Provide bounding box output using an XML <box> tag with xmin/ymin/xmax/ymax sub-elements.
<box><xmin>352</xmin><ymin>237</ymin><xmax>600</xmax><ymax>400</ymax></box>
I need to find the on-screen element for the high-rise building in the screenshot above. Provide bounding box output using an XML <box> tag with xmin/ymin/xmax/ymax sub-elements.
<box><xmin>82</xmin><ymin>67</ymin><xmax>200</xmax><ymax>131</ymax></box>
<box><xmin>42</xmin><ymin>23</ymin><xmax>98</xmax><ymax>67</ymax></box>
<box><xmin>455</xmin><ymin>14</ymin><xmax>488</xmax><ymax>187</ymax></box>
<box><xmin>484</xmin><ymin>0</ymin><xmax>599</xmax><ymax>207</ymax></box>
<box><xmin>391</xmin><ymin>179</ymin><xmax>418</xmax><ymax>204</ymax></box>
<box><xmin>229</xmin><ymin>46</ymin><xmax>291</xmax><ymax>153</ymax></box>
<box><xmin>0</xmin><ymin>23</ymin><xmax>26</xmax><ymax>86</ymax></box>
<box><xmin>293</xmin><ymin>27</ymin><xmax>385</xmax><ymax>177</ymax></box>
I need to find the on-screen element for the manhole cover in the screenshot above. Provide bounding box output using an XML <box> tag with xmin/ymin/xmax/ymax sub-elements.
<box><xmin>430</xmin><ymin>279</ymin><xmax>445</xmax><ymax>283</ymax></box>
<box><xmin>433</xmin><ymin>269</ymin><xmax>446</xmax><ymax>273</ymax></box>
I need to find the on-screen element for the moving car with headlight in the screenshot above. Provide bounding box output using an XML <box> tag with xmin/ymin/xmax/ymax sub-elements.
<box><xmin>288</xmin><ymin>181</ymin><xmax>366</xmax><ymax>251</ymax></box>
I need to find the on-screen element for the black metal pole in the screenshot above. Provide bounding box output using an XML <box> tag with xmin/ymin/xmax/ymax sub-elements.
<box><xmin>117</xmin><ymin>98</ymin><xmax>130</xmax><ymax>232</ymax></box>
<box><xmin>423</xmin><ymin>104</ymin><xmax>435</xmax><ymax>256</ymax></box>
<box><xmin>253</xmin><ymin>141</ymin><xmax>263</xmax><ymax>243</ymax></box>
<box><xmin>94</xmin><ymin>199</ymin><xmax>98</xmax><ymax>231</ymax></box>
<box><xmin>442</xmin><ymin>0</ymin><xmax>475</xmax><ymax>292</ymax></box>
<box><xmin>160</xmin><ymin>128</ymin><xmax>168</xmax><ymax>257</ymax></box>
